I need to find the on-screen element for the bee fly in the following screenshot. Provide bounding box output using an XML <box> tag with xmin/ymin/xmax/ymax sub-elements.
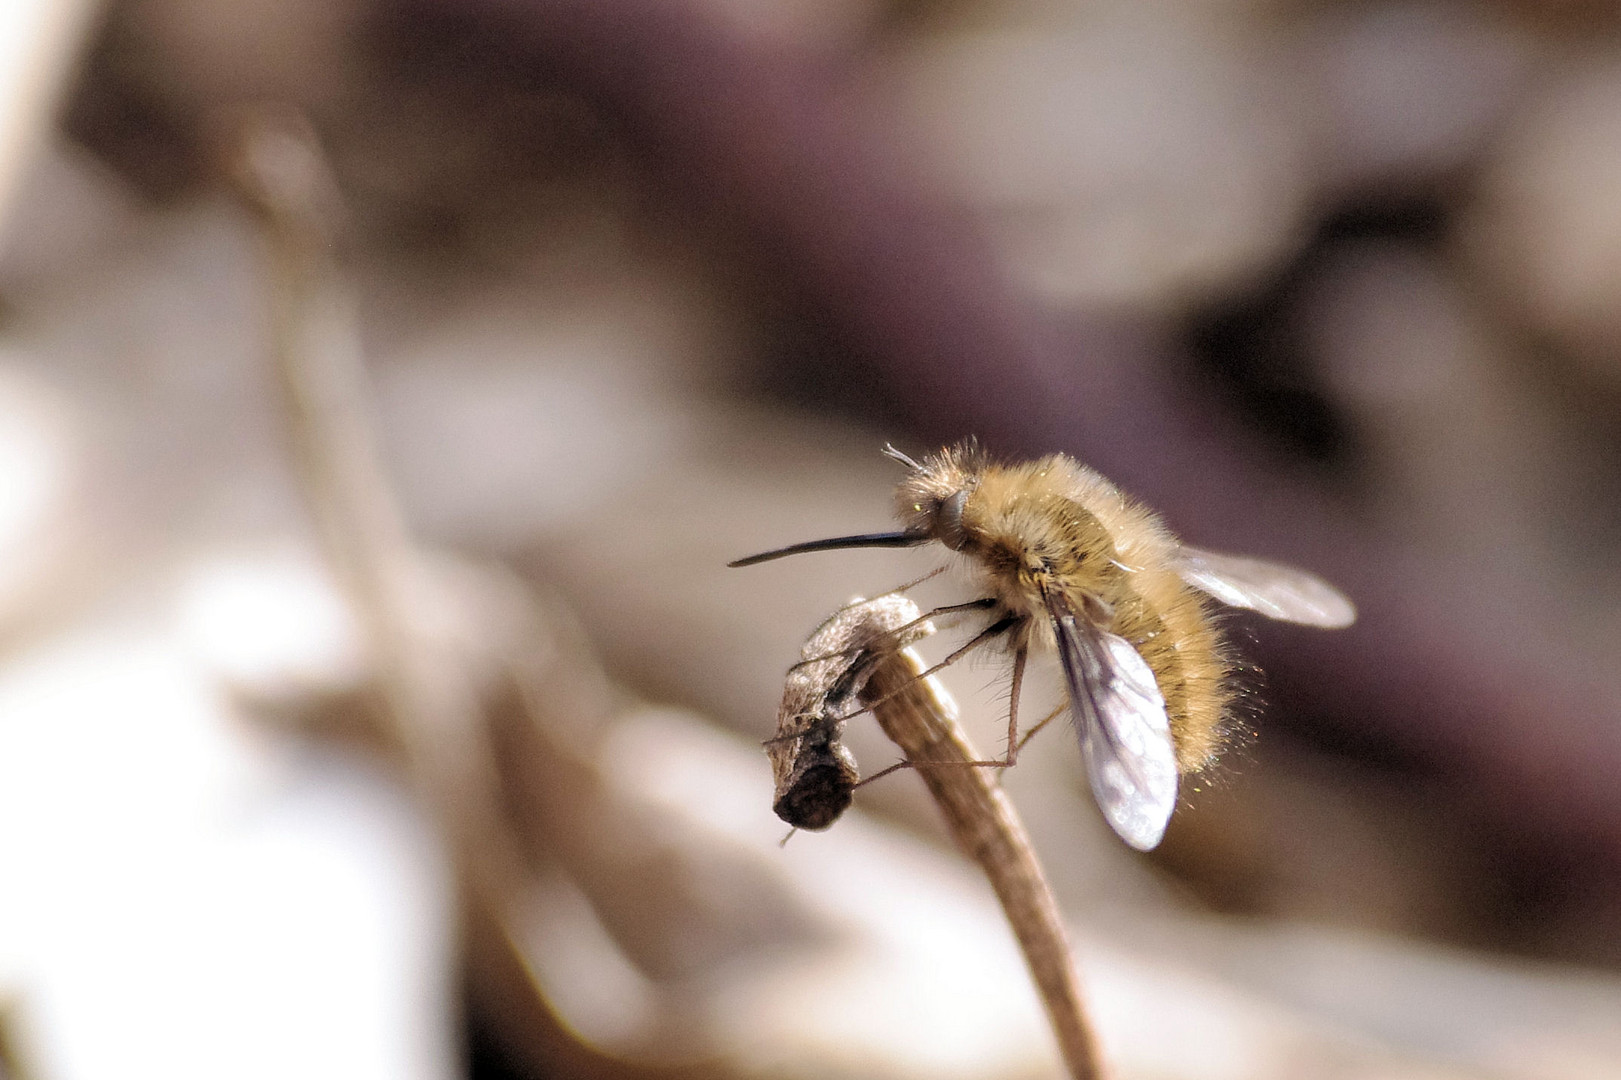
<box><xmin>733</xmin><ymin>443</ymin><xmax>1355</xmax><ymax>850</ymax></box>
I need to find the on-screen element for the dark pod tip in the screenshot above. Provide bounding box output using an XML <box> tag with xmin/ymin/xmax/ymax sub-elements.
<box><xmin>773</xmin><ymin>761</ymin><xmax>859</xmax><ymax>831</ymax></box>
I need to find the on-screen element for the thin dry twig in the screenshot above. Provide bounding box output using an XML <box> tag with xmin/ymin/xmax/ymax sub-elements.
<box><xmin>0</xmin><ymin>995</ymin><xmax>41</xmax><ymax>1080</ymax></box>
<box><xmin>219</xmin><ymin>106</ymin><xmax>544</xmax><ymax>1000</ymax></box>
<box><xmin>219</xmin><ymin>109</ymin><xmax>747</xmax><ymax>1078</ymax></box>
<box><xmin>790</xmin><ymin>596</ymin><xmax>1106</xmax><ymax>1080</ymax></box>
<box><xmin>224</xmin><ymin>109</ymin><xmax>502</xmax><ymax>838</ymax></box>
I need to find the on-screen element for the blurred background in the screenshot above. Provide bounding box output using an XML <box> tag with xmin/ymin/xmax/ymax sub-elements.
<box><xmin>2</xmin><ymin>0</ymin><xmax>1621</xmax><ymax>1077</ymax></box>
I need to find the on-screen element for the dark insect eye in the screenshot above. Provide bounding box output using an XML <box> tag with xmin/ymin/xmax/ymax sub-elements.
<box><xmin>938</xmin><ymin>489</ymin><xmax>970</xmax><ymax>550</ymax></box>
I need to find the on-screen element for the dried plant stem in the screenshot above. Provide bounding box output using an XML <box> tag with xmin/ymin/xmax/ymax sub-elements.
<box><xmin>222</xmin><ymin>108</ymin><xmax>531</xmax><ymax>918</ymax></box>
<box><xmin>862</xmin><ymin>646</ymin><xmax>1106</xmax><ymax>1080</ymax></box>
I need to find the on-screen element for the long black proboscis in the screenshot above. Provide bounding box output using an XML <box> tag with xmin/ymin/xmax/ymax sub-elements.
<box><xmin>728</xmin><ymin>531</ymin><xmax>926</xmax><ymax>568</ymax></box>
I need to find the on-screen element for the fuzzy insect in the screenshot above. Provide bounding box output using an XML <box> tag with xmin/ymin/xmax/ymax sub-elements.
<box><xmin>733</xmin><ymin>443</ymin><xmax>1355</xmax><ymax>851</ymax></box>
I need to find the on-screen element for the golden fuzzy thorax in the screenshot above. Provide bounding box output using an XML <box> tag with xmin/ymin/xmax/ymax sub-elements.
<box><xmin>896</xmin><ymin>446</ymin><xmax>1232</xmax><ymax>772</ymax></box>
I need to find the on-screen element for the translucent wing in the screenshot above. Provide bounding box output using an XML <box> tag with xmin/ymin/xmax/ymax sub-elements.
<box><xmin>1049</xmin><ymin>597</ymin><xmax>1178</xmax><ymax>851</ymax></box>
<box><xmin>1177</xmin><ymin>545</ymin><xmax>1356</xmax><ymax>629</ymax></box>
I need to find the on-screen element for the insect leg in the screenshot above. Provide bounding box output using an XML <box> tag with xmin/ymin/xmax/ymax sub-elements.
<box><xmin>788</xmin><ymin>597</ymin><xmax>998</xmax><ymax>672</ymax></box>
<box><xmin>852</xmin><ymin>758</ymin><xmax>914</xmax><ymax>789</ymax></box>
<box><xmin>877</xmin><ymin>564</ymin><xmax>948</xmax><ymax>597</ymax></box>
<box><xmin>880</xmin><ymin>613</ymin><xmax>1017</xmax><ymax>699</ymax></box>
<box><xmin>835</xmin><ymin>612</ymin><xmax>1018</xmax><ymax>722</ymax></box>
<box><xmin>840</xmin><ymin>612</ymin><xmax>1019</xmax><ymax>792</ymax></box>
<box><xmin>900</xmin><ymin>630</ymin><xmax>1048</xmax><ymax>772</ymax></box>
<box><xmin>919</xmin><ymin>597</ymin><xmax>1003</xmax><ymax>621</ymax></box>
<box><xmin>762</xmin><ymin>725</ymin><xmax>814</xmax><ymax>747</ymax></box>
<box><xmin>1014</xmin><ymin>702</ymin><xmax>1069</xmax><ymax>754</ymax></box>
<box><xmin>1001</xmin><ymin>644</ymin><xmax>1027</xmax><ymax>767</ymax></box>
<box><xmin>853</xmin><ymin>700</ymin><xmax>1064</xmax><ymax>792</ymax></box>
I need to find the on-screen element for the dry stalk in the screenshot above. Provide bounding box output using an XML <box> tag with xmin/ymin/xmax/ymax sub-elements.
<box><xmin>219</xmin><ymin>106</ymin><xmax>534</xmax><ymax>948</ymax></box>
<box><xmin>797</xmin><ymin>597</ymin><xmax>1107</xmax><ymax>1080</ymax></box>
<box><xmin>220</xmin><ymin>110</ymin><xmax>735</xmax><ymax>1078</ymax></box>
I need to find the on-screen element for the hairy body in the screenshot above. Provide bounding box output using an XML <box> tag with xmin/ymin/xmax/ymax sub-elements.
<box><xmin>898</xmin><ymin>448</ymin><xmax>1231</xmax><ymax>771</ymax></box>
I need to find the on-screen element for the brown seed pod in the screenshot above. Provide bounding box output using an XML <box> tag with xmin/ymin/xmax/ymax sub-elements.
<box><xmin>767</xmin><ymin>594</ymin><xmax>935</xmax><ymax>831</ymax></box>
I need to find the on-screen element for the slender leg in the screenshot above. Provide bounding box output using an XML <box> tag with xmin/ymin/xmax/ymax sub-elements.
<box><xmin>879</xmin><ymin>564</ymin><xmax>948</xmax><ymax>597</ymax></box>
<box><xmin>852</xmin><ymin>617</ymin><xmax>1021</xmax><ymax>791</ymax></box>
<box><xmin>920</xmin><ymin>596</ymin><xmax>1002</xmax><ymax>621</ymax></box>
<box><xmin>852</xmin><ymin>758</ymin><xmax>913</xmax><ymax>789</ymax></box>
<box><xmin>941</xmin><ymin>635</ymin><xmax>1027</xmax><ymax>770</ymax></box>
<box><xmin>1015</xmin><ymin>702</ymin><xmax>1067</xmax><ymax>753</ymax></box>
<box><xmin>841</xmin><ymin>613</ymin><xmax>1019</xmax><ymax>722</ymax></box>
<box><xmin>844</xmin><ymin>615</ymin><xmax>1027</xmax><ymax>774</ymax></box>
<box><xmin>861</xmin><ymin>699</ymin><xmax>1069</xmax><ymax>791</ymax></box>
<box><xmin>761</xmin><ymin>727</ymin><xmax>809</xmax><ymax>747</ymax></box>
<box><xmin>1002</xmin><ymin>645</ymin><xmax>1027</xmax><ymax>766</ymax></box>
<box><xmin>789</xmin><ymin>597</ymin><xmax>998</xmax><ymax>672</ymax></box>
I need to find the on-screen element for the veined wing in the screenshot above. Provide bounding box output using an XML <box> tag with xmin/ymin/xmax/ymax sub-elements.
<box><xmin>1049</xmin><ymin>596</ymin><xmax>1178</xmax><ymax>851</ymax></box>
<box><xmin>1177</xmin><ymin>545</ymin><xmax>1356</xmax><ymax>629</ymax></box>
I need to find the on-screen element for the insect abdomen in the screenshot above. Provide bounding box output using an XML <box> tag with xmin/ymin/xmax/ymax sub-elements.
<box><xmin>1120</xmin><ymin>575</ymin><xmax>1232</xmax><ymax>772</ymax></box>
<box><xmin>1059</xmin><ymin>466</ymin><xmax>1233</xmax><ymax>773</ymax></box>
